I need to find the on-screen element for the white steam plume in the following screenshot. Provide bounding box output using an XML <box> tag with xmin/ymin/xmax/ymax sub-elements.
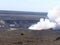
<box><xmin>28</xmin><ymin>6</ymin><xmax>60</xmax><ymax>30</ymax></box>
<box><xmin>48</xmin><ymin>6</ymin><xmax>60</xmax><ymax>29</ymax></box>
<box><xmin>28</xmin><ymin>18</ymin><xmax>56</xmax><ymax>30</ymax></box>
<box><xmin>48</xmin><ymin>6</ymin><xmax>60</xmax><ymax>21</ymax></box>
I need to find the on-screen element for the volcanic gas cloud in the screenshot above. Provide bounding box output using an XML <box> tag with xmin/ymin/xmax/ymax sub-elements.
<box><xmin>28</xmin><ymin>6</ymin><xmax>60</xmax><ymax>30</ymax></box>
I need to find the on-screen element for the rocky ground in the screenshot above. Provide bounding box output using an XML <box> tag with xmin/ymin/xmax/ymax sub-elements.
<box><xmin>0</xmin><ymin>29</ymin><xmax>60</xmax><ymax>45</ymax></box>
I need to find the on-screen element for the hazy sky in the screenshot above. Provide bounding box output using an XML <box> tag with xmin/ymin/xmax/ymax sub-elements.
<box><xmin>0</xmin><ymin>0</ymin><xmax>60</xmax><ymax>12</ymax></box>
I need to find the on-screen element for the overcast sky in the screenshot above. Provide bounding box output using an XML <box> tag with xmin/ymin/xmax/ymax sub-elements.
<box><xmin>0</xmin><ymin>0</ymin><xmax>60</xmax><ymax>12</ymax></box>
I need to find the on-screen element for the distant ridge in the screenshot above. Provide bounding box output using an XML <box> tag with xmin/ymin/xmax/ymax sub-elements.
<box><xmin>0</xmin><ymin>10</ymin><xmax>47</xmax><ymax>20</ymax></box>
<box><xmin>0</xmin><ymin>10</ymin><xmax>47</xmax><ymax>15</ymax></box>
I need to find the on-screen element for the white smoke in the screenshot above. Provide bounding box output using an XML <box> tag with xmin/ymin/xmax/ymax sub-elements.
<box><xmin>29</xmin><ymin>18</ymin><xmax>56</xmax><ymax>30</ymax></box>
<box><xmin>48</xmin><ymin>6</ymin><xmax>60</xmax><ymax>29</ymax></box>
<box><xmin>48</xmin><ymin>6</ymin><xmax>60</xmax><ymax>21</ymax></box>
<box><xmin>28</xmin><ymin>6</ymin><xmax>60</xmax><ymax>30</ymax></box>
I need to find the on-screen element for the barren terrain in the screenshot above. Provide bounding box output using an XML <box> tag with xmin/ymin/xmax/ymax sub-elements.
<box><xmin>0</xmin><ymin>29</ymin><xmax>60</xmax><ymax>45</ymax></box>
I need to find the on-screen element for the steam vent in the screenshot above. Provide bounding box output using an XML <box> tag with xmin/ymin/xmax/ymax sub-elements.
<box><xmin>0</xmin><ymin>10</ymin><xmax>60</xmax><ymax>45</ymax></box>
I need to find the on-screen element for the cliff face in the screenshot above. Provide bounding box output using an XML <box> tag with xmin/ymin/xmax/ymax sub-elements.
<box><xmin>0</xmin><ymin>29</ymin><xmax>60</xmax><ymax>45</ymax></box>
<box><xmin>0</xmin><ymin>10</ymin><xmax>47</xmax><ymax>28</ymax></box>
